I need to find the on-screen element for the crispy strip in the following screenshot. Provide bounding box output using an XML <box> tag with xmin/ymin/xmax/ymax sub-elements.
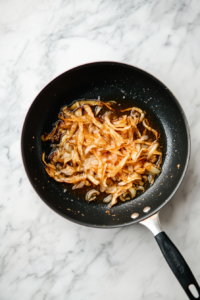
<box><xmin>42</xmin><ymin>152</ymin><xmax>56</xmax><ymax>169</ymax></box>
<box><xmin>87</xmin><ymin>173</ymin><xmax>100</xmax><ymax>185</ymax></box>
<box><xmin>60</xmin><ymin>123</ymin><xmax>78</xmax><ymax>147</ymax></box>
<box><xmin>143</xmin><ymin>119</ymin><xmax>159</xmax><ymax>140</ymax></box>
<box><xmin>84</xmin><ymin>105</ymin><xmax>104</xmax><ymax>129</ymax></box>
<box><xmin>41</xmin><ymin>122</ymin><xmax>62</xmax><ymax>141</ymax></box>
<box><xmin>77</xmin><ymin>123</ymin><xmax>84</xmax><ymax>157</ymax></box>
<box><xmin>108</xmin><ymin>156</ymin><xmax>129</xmax><ymax>177</ymax></box>
<box><xmin>104</xmin><ymin>115</ymin><xmax>131</xmax><ymax>131</ymax></box>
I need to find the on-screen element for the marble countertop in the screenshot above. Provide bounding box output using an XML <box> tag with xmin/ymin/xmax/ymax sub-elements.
<box><xmin>1</xmin><ymin>0</ymin><xmax>200</xmax><ymax>299</ymax></box>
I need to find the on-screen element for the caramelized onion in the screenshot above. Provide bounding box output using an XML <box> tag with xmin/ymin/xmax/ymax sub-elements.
<box><xmin>128</xmin><ymin>187</ymin><xmax>136</xmax><ymax>198</ymax></box>
<box><xmin>86</xmin><ymin>189</ymin><xmax>100</xmax><ymax>202</ymax></box>
<box><xmin>72</xmin><ymin>181</ymin><xmax>85</xmax><ymax>189</ymax></box>
<box><xmin>95</xmin><ymin>106</ymin><xmax>102</xmax><ymax>116</ymax></box>
<box><xmin>103</xmin><ymin>195</ymin><xmax>112</xmax><ymax>203</ymax></box>
<box><xmin>42</xmin><ymin>99</ymin><xmax>162</xmax><ymax>208</ymax></box>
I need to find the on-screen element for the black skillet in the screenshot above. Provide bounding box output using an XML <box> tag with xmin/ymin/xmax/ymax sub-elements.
<box><xmin>21</xmin><ymin>62</ymin><xmax>200</xmax><ymax>299</ymax></box>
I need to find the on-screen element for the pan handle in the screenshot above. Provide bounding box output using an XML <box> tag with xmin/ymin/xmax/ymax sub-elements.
<box><xmin>140</xmin><ymin>213</ymin><xmax>200</xmax><ymax>299</ymax></box>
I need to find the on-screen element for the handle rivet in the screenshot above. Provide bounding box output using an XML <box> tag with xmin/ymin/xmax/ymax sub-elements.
<box><xmin>143</xmin><ymin>206</ymin><xmax>151</xmax><ymax>213</ymax></box>
<box><xmin>131</xmin><ymin>213</ymin><xmax>139</xmax><ymax>219</ymax></box>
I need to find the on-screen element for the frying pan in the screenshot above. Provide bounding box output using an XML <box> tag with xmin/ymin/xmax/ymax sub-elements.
<box><xmin>21</xmin><ymin>62</ymin><xmax>200</xmax><ymax>299</ymax></box>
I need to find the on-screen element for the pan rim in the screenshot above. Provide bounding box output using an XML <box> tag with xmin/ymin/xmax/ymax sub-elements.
<box><xmin>21</xmin><ymin>61</ymin><xmax>191</xmax><ymax>228</ymax></box>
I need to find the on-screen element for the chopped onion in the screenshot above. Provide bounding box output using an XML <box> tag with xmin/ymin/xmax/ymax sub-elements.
<box><xmin>89</xmin><ymin>170</ymin><xmax>94</xmax><ymax>176</ymax></box>
<box><xmin>149</xmin><ymin>155</ymin><xmax>157</xmax><ymax>163</ymax></box>
<box><xmin>141</xmin><ymin>144</ymin><xmax>148</xmax><ymax>149</ymax></box>
<box><xmin>156</xmin><ymin>155</ymin><xmax>162</xmax><ymax>168</ymax></box>
<box><xmin>74</xmin><ymin>107</ymin><xmax>82</xmax><ymax>116</ymax></box>
<box><xmin>144</xmin><ymin>162</ymin><xmax>161</xmax><ymax>174</ymax></box>
<box><xmin>86</xmin><ymin>189</ymin><xmax>100</xmax><ymax>202</ymax></box>
<box><xmin>137</xmin><ymin>186</ymin><xmax>145</xmax><ymax>192</ymax></box>
<box><xmin>148</xmin><ymin>165</ymin><xmax>160</xmax><ymax>174</ymax></box>
<box><xmin>141</xmin><ymin>135</ymin><xmax>149</xmax><ymax>140</ymax></box>
<box><xmin>128</xmin><ymin>165</ymin><xmax>133</xmax><ymax>172</ymax></box>
<box><xmin>147</xmin><ymin>142</ymin><xmax>159</xmax><ymax>159</ymax></box>
<box><xmin>119</xmin><ymin>192</ymin><xmax>130</xmax><ymax>201</ymax></box>
<box><xmin>136</xmin><ymin>144</ymin><xmax>141</xmax><ymax>152</ymax></box>
<box><xmin>64</xmin><ymin>143</ymin><xmax>73</xmax><ymax>153</ymax></box>
<box><xmin>95</xmin><ymin>106</ymin><xmax>102</xmax><ymax>116</ymax></box>
<box><xmin>142</xmin><ymin>175</ymin><xmax>148</xmax><ymax>182</ymax></box>
<box><xmin>72</xmin><ymin>181</ymin><xmax>85</xmax><ymax>189</ymax></box>
<box><xmin>148</xmin><ymin>174</ymin><xmax>154</xmax><ymax>185</ymax></box>
<box><xmin>130</xmin><ymin>107</ymin><xmax>145</xmax><ymax>123</ymax></box>
<box><xmin>128</xmin><ymin>187</ymin><xmax>136</xmax><ymax>198</ymax></box>
<box><xmin>103</xmin><ymin>194</ymin><xmax>112</xmax><ymax>203</ymax></box>
<box><xmin>63</xmin><ymin>152</ymin><xmax>71</xmax><ymax>158</ymax></box>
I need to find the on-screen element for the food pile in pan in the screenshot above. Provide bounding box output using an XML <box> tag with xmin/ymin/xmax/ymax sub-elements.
<box><xmin>42</xmin><ymin>100</ymin><xmax>162</xmax><ymax>208</ymax></box>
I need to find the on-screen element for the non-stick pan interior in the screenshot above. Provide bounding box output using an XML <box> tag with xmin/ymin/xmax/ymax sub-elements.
<box><xmin>21</xmin><ymin>62</ymin><xmax>190</xmax><ymax>227</ymax></box>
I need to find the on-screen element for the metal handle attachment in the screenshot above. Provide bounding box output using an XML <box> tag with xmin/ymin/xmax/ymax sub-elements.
<box><xmin>140</xmin><ymin>212</ymin><xmax>162</xmax><ymax>235</ymax></box>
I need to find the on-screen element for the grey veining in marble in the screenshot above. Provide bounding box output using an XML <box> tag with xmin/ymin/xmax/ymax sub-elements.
<box><xmin>1</xmin><ymin>0</ymin><xmax>200</xmax><ymax>299</ymax></box>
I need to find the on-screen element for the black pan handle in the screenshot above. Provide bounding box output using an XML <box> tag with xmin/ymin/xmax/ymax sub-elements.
<box><xmin>140</xmin><ymin>213</ymin><xmax>200</xmax><ymax>299</ymax></box>
<box><xmin>155</xmin><ymin>231</ymin><xmax>200</xmax><ymax>299</ymax></box>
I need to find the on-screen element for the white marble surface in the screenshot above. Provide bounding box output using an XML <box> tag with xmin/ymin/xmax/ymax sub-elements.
<box><xmin>1</xmin><ymin>0</ymin><xmax>200</xmax><ymax>299</ymax></box>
